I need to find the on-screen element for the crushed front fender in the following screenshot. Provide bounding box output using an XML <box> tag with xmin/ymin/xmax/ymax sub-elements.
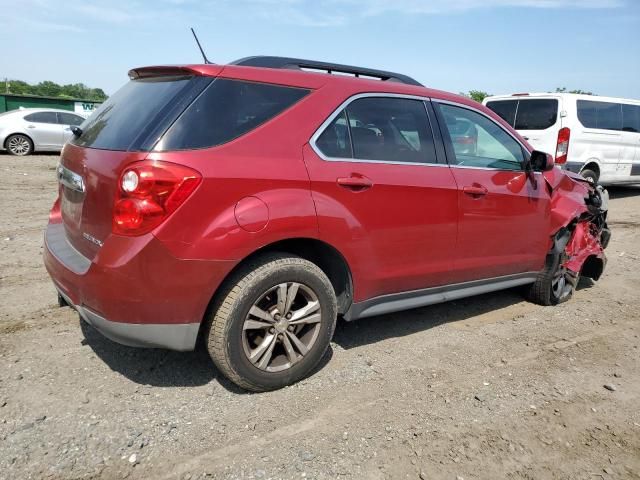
<box><xmin>543</xmin><ymin>168</ymin><xmax>610</xmax><ymax>280</ymax></box>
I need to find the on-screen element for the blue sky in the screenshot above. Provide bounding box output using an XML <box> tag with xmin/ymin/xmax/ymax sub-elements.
<box><xmin>0</xmin><ymin>0</ymin><xmax>638</xmax><ymax>98</ymax></box>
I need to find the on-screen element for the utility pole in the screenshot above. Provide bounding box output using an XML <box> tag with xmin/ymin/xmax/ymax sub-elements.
<box><xmin>4</xmin><ymin>78</ymin><xmax>8</xmax><ymax>94</ymax></box>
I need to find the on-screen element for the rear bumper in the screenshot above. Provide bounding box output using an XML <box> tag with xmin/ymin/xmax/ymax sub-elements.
<box><xmin>57</xmin><ymin>288</ymin><xmax>200</xmax><ymax>350</ymax></box>
<box><xmin>44</xmin><ymin>221</ymin><xmax>236</xmax><ymax>351</ymax></box>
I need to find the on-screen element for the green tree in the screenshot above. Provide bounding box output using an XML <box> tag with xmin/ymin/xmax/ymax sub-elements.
<box><xmin>3</xmin><ymin>78</ymin><xmax>108</xmax><ymax>101</ymax></box>
<box><xmin>460</xmin><ymin>90</ymin><xmax>491</xmax><ymax>103</ymax></box>
<box><xmin>555</xmin><ymin>87</ymin><xmax>594</xmax><ymax>95</ymax></box>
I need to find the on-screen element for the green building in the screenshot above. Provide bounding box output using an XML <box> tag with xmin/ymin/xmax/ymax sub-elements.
<box><xmin>0</xmin><ymin>93</ymin><xmax>101</xmax><ymax>117</ymax></box>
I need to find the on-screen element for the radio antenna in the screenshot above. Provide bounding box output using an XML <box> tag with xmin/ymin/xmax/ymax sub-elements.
<box><xmin>190</xmin><ymin>27</ymin><xmax>213</xmax><ymax>64</ymax></box>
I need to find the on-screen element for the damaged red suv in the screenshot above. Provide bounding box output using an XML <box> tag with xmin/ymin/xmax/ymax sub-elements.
<box><xmin>44</xmin><ymin>57</ymin><xmax>610</xmax><ymax>391</ymax></box>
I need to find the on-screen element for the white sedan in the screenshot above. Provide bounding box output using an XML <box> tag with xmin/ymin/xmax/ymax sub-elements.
<box><xmin>0</xmin><ymin>108</ymin><xmax>86</xmax><ymax>155</ymax></box>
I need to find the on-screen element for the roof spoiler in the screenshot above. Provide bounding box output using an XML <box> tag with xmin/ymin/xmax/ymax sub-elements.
<box><xmin>127</xmin><ymin>66</ymin><xmax>213</xmax><ymax>79</ymax></box>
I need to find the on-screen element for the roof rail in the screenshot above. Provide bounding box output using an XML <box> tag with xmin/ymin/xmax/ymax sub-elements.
<box><xmin>231</xmin><ymin>56</ymin><xmax>423</xmax><ymax>87</ymax></box>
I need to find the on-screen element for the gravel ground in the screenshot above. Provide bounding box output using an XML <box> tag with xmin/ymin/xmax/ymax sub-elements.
<box><xmin>1</xmin><ymin>154</ymin><xmax>639</xmax><ymax>480</ymax></box>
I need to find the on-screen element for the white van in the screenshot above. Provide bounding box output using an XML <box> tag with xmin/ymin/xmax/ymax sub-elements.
<box><xmin>483</xmin><ymin>93</ymin><xmax>640</xmax><ymax>185</ymax></box>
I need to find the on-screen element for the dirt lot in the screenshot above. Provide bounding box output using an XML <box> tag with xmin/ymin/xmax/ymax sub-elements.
<box><xmin>0</xmin><ymin>154</ymin><xmax>639</xmax><ymax>480</ymax></box>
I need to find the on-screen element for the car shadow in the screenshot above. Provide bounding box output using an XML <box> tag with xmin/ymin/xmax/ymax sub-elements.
<box><xmin>607</xmin><ymin>185</ymin><xmax>640</xmax><ymax>199</ymax></box>
<box><xmin>333</xmin><ymin>288</ymin><xmax>525</xmax><ymax>350</ymax></box>
<box><xmin>79</xmin><ymin>315</ymin><xmax>333</xmax><ymax>394</ymax></box>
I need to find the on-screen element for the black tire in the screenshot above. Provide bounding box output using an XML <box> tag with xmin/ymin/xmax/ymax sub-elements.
<box><xmin>526</xmin><ymin>252</ymin><xmax>577</xmax><ymax>306</ymax></box>
<box><xmin>5</xmin><ymin>134</ymin><xmax>33</xmax><ymax>156</ymax></box>
<box><xmin>205</xmin><ymin>253</ymin><xmax>337</xmax><ymax>392</ymax></box>
<box><xmin>581</xmin><ymin>168</ymin><xmax>598</xmax><ymax>184</ymax></box>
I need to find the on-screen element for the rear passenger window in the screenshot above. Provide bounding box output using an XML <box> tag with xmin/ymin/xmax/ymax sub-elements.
<box><xmin>438</xmin><ymin>103</ymin><xmax>524</xmax><ymax>171</ymax></box>
<box><xmin>621</xmin><ymin>104</ymin><xmax>640</xmax><ymax>133</ymax></box>
<box><xmin>316</xmin><ymin>111</ymin><xmax>352</xmax><ymax>158</ymax></box>
<box><xmin>315</xmin><ymin>97</ymin><xmax>437</xmax><ymax>164</ymax></box>
<box><xmin>514</xmin><ymin>99</ymin><xmax>558</xmax><ymax>130</ymax></box>
<box><xmin>346</xmin><ymin>98</ymin><xmax>436</xmax><ymax>163</ymax></box>
<box><xmin>57</xmin><ymin>113</ymin><xmax>84</xmax><ymax>126</ymax></box>
<box><xmin>577</xmin><ymin>100</ymin><xmax>623</xmax><ymax>131</ymax></box>
<box><xmin>157</xmin><ymin>79</ymin><xmax>309</xmax><ymax>151</ymax></box>
<box><xmin>486</xmin><ymin>100</ymin><xmax>517</xmax><ymax>127</ymax></box>
<box><xmin>24</xmin><ymin>112</ymin><xmax>58</xmax><ymax>124</ymax></box>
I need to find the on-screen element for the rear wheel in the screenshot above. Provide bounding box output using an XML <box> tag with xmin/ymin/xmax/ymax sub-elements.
<box><xmin>6</xmin><ymin>134</ymin><xmax>33</xmax><ymax>156</ymax></box>
<box><xmin>581</xmin><ymin>168</ymin><xmax>598</xmax><ymax>184</ymax></box>
<box><xmin>526</xmin><ymin>252</ymin><xmax>578</xmax><ymax>306</ymax></box>
<box><xmin>205</xmin><ymin>254</ymin><xmax>337</xmax><ymax>392</ymax></box>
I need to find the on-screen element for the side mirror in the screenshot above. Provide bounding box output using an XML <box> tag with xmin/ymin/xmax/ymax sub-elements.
<box><xmin>529</xmin><ymin>150</ymin><xmax>555</xmax><ymax>172</ymax></box>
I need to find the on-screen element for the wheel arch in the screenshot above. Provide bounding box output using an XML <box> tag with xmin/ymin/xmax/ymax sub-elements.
<box><xmin>3</xmin><ymin>132</ymin><xmax>34</xmax><ymax>151</ymax></box>
<box><xmin>580</xmin><ymin>160</ymin><xmax>601</xmax><ymax>179</ymax></box>
<box><xmin>203</xmin><ymin>237</ymin><xmax>354</xmax><ymax>326</ymax></box>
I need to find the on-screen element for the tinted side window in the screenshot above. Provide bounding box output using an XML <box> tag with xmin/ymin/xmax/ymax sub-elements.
<box><xmin>577</xmin><ymin>100</ymin><xmax>623</xmax><ymax>130</ymax></box>
<box><xmin>514</xmin><ymin>99</ymin><xmax>558</xmax><ymax>130</ymax></box>
<box><xmin>621</xmin><ymin>104</ymin><xmax>640</xmax><ymax>133</ymax></box>
<box><xmin>57</xmin><ymin>113</ymin><xmax>84</xmax><ymax>126</ymax></box>
<box><xmin>316</xmin><ymin>111</ymin><xmax>352</xmax><ymax>158</ymax></box>
<box><xmin>597</xmin><ymin>102</ymin><xmax>622</xmax><ymax>130</ymax></box>
<box><xmin>24</xmin><ymin>112</ymin><xmax>58</xmax><ymax>124</ymax></box>
<box><xmin>158</xmin><ymin>79</ymin><xmax>310</xmax><ymax>151</ymax></box>
<box><xmin>343</xmin><ymin>97</ymin><xmax>436</xmax><ymax>164</ymax></box>
<box><xmin>439</xmin><ymin>104</ymin><xmax>524</xmax><ymax>171</ymax></box>
<box><xmin>486</xmin><ymin>100</ymin><xmax>517</xmax><ymax>127</ymax></box>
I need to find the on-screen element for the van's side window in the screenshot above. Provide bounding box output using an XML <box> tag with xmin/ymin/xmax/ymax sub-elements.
<box><xmin>486</xmin><ymin>99</ymin><xmax>558</xmax><ymax>130</ymax></box>
<box><xmin>315</xmin><ymin>97</ymin><xmax>438</xmax><ymax>164</ymax></box>
<box><xmin>439</xmin><ymin>104</ymin><xmax>524</xmax><ymax>171</ymax></box>
<box><xmin>486</xmin><ymin>100</ymin><xmax>517</xmax><ymax>126</ymax></box>
<box><xmin>577</xmin><ymin>100</ymin><xmax>624</xmax><ymax>131</ymax></box>
<box><xmin>622</xmin><ymin>104</ymin><xmax>640</xmax><ymax>133</ymax></box>
<box><xmin>514</xmin><ymin>100</ymin><xmax>558</xmax><ymax>130</ymax></box>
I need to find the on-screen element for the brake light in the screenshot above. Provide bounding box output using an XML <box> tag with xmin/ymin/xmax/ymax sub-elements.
<box><xmin>555</xmin><ymin>127</ymin><xmax>571</xmax><ymax>165</ymax></box>
<box><xmin>113</xmin><ymin>161</ymin><xmax>202</xmax><ymax>236</ymax></box>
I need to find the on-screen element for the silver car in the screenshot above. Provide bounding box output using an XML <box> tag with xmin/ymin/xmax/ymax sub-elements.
<box><xmin>0</xmin><ymin>108</ymin><xmax>86</xmax><ymax>156</ymax></box>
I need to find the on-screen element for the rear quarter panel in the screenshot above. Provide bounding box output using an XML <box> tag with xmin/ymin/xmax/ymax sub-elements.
<box><xmin>151</xmin><ymin>91</ymin><xmax>323</xmax><ymax>261</ymax></box>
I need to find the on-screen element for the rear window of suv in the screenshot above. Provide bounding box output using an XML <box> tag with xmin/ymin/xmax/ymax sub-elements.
<box><xmin>73</xmin><ymin>76</ymin><xmax>309</xmax><ymax>152</ymax></box>
<box><xmin>73</xmin><ymin>76</ymin><xmax>199</xmax><ymax>151</ymax></box>
<box><xmin>156</xmin><ymin>79</ymin><xmax>309</xmax><ymax>151</ymax></box>
<box><xmin>486</xmin><ymin>98</ymin><xmax>558</xmax><ymax>130</ymax></box>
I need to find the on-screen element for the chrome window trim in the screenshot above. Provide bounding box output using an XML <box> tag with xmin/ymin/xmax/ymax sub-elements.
<box><xmin>309</xmin><ymin>92</ymin><xmax>441</xmax><ymax>166</ymax></box>
<box><xmin>57</xmin><ymin>164</ymin><xmax>85</xmax><ymax>193</ymax></box>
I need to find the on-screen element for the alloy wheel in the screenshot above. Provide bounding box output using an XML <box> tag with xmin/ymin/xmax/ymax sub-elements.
<box><xmin>551</xmin><ymin>265</ymin><xmax>576</xmax><ymax>301</ymax></box>
<box><xmin>7</xmin><ymin>136</ymin><xmax>31</xmax><ymax>155</ymax></box>
<box><xmin>242</xmin><ymin>282</ymin><xmax>322</xmax><ymax>373</ymax></box>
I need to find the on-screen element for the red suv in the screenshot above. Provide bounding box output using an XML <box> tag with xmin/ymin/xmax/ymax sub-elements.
<box><xmin>44</xmin><ymin>57</ymin><xmax>610</xmax><ymax>391</ymax></box>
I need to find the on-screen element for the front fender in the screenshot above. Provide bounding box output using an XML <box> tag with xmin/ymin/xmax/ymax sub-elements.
<box><xmin>544</xmin><ymin>169</ymin><xmax>608</xmax><ymax>278</ymax></box>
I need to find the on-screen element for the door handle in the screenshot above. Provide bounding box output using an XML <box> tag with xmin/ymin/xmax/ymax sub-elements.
<box><xmin>336</xmin><ymin>175</ymin><xmax>373</xmax><ymax>191</ymax></box>
<box><xmin>463</xmin><ymin>185</ymin><xmax>488</xmax><ymax>196</ymax></box>
<box><xmin>27</xmin><ymin>125</ymin><xmax>36</xmax><ymax>129</ymax></box>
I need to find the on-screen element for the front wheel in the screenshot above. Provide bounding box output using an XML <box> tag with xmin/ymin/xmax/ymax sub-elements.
<box><xmin>205</xmin><ymin>254</ymin><xmax>337</xmax><ymax>392</ymax></box>
<box><xmin>6</xmin><ymin>134</ymin><xmax>33</xmax><ymax>156</ymax></box>
<box><xmin>581</xmin><ymin>168</ymin><xmax>598</xmax><ymax>184</ymax></box>
<box><xmin>526</xmin><ymin>252</ymin><xmax>578</xmax><ymax>306</ymax></box>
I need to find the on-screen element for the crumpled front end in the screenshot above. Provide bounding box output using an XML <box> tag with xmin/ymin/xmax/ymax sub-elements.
<box><xmin>544</xmin><ymin>168</ymin><xmax>610</xmax><ymax>282</ymax></box>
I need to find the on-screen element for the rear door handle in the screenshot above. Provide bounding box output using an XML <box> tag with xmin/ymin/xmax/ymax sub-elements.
<box><xmin>27</xmin><ymin>125</ymin><xmax>36</xmax><ymax>129</ymax></box>
<box><xmin>463</xmin><ymin>185</ymin><xmax>488</xmax><ymax>196</ymax></box>
<box><xmin>337</xmin><ymin>175</ymin><xmax>373</xmax><ymax>191</ymax></box>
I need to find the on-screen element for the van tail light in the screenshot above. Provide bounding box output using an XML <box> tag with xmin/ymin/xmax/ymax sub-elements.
<box><xmin>555</xmin><ymin>127</ymin><xmax>571</xmax><ymax>165</ymax></box>
<box><xmin>113</xmin><ymin>161</ymin><xmax>202</xmax><ymax>236</ymax></box>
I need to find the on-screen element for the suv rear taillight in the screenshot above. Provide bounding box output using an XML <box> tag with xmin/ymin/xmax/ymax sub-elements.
<box><xmin>555</xmin><ymin>127</ymin><xmax>570</xmax><ymax>165</ymax></box>
<box><xmin>113</xmin><ymin>161</ymin><xmax>201</xmax><ymax>236</ymax></box>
